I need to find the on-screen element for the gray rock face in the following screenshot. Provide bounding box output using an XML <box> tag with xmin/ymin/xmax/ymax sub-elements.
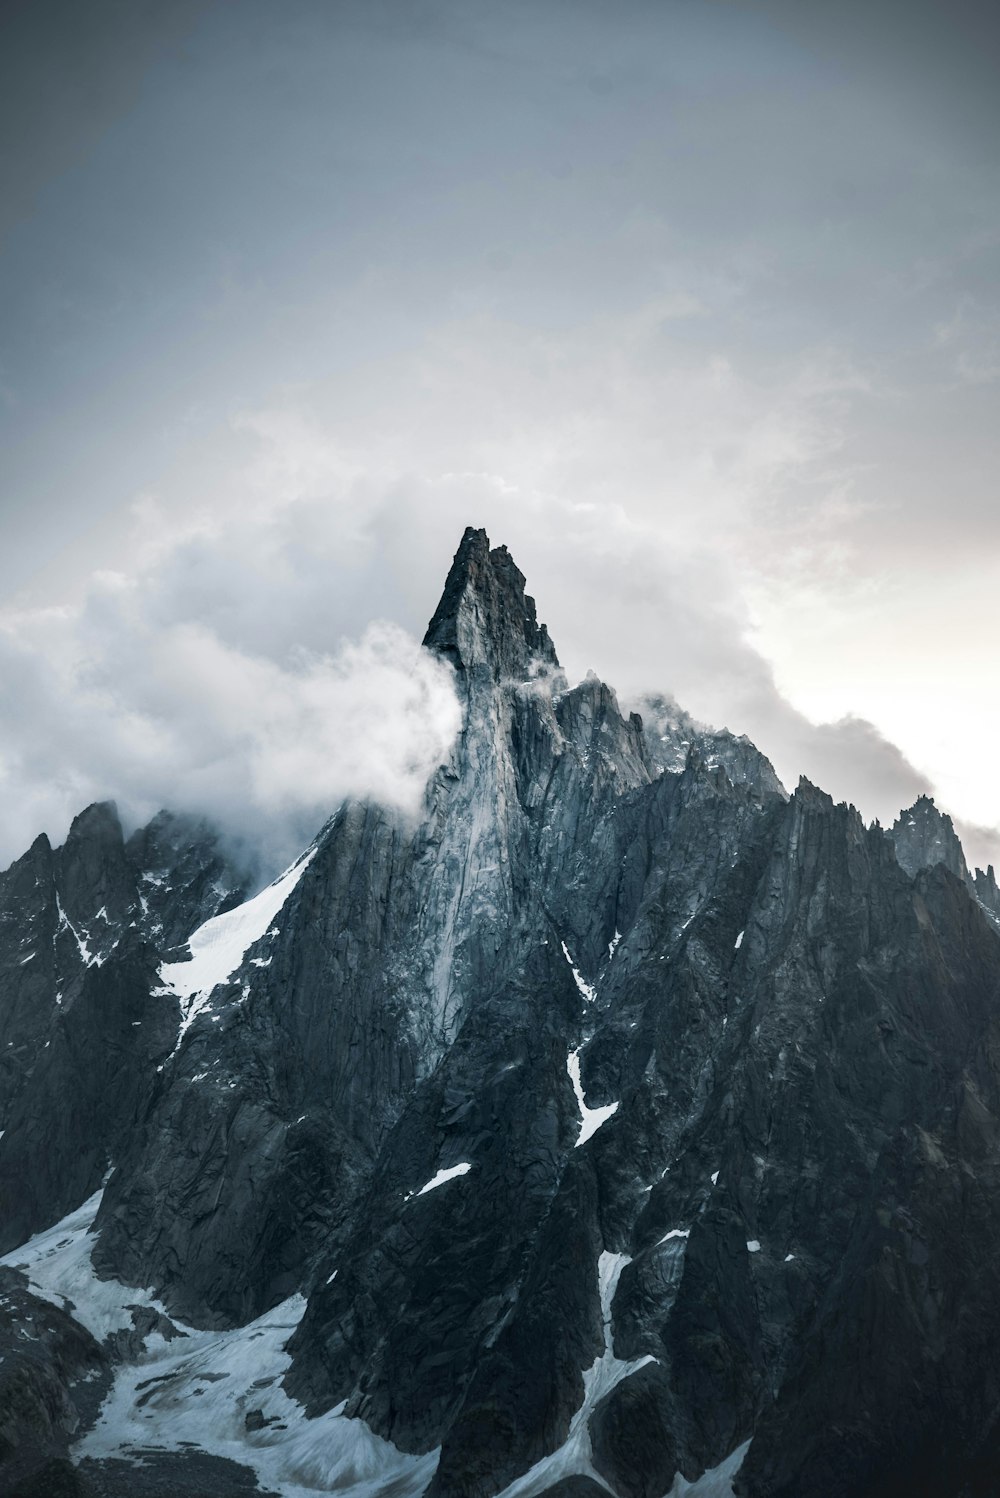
<box><xmin>1</xmin><ymin>525</ymin><xmax>999</xmax><ymax>1498</ymax></box>
<box><xmin>975</xmin><ymin>864</ymin><xmax>1000</xmax><ymax>928</ymax></box>
<box><xmin>890</xmin><ymin>793</ymin><xmax>974</xmax><ymax>889</ymax></box>
<box><xmin>635</xmin><ymin>693</ymin><xmax>786</xmax><ymax>800</ymax></box>
<box><xmin>0</xmin><ymin>1269</ymin><xmax>111</xmax><ymax>1493</ymax></box>
<box><xmin>124</xmin><ymin>809</ymin><xmax>249</xmax><ymax>953</ymax></box>
<box><xmin>0</xmin><ymin>803</ymin><xmax>248</xmax><ymax>1249</ymax></box>
<box><xmin>891</xmin><ymin>793</ymin><xmax>1000</xmax><ymax>939</ymax></box>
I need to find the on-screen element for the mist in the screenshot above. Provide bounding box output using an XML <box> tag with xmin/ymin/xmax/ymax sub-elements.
<box><xmin>0</xmin><ymin>532</ymin><xmax>462</xmax><ymax>874</ymax></box>
<box><xmin>1</xmin><ymin>429</ymin><xmax>992</xmax><ymax>880</ymax></box>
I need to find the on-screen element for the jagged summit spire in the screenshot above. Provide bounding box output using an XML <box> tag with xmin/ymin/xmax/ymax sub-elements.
<box><xmin>423</xmin><ymin>526</ymin><xmax>559</xmax><ymax>680</ymax></box>
<box><xmin>890</xmin><ymin>793</ymin><xmax>973</xmax><ymax>892</ymax></box>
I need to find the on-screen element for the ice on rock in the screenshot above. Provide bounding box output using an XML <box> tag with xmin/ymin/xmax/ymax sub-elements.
<box><xmin>56</xmin><ymin>895</ymin><xmax>99</xmax><ymax>968</ymax></box>
<box><xmin>560</xmin><ymin>941</ymin><xmax>596</xmax><ymax>1003</ymax></box>
<box><xmin>406</xmin><ymin>1162</ymin><xmax>472</xmax><ymax>1200</ymax></box>
<box><xmin>667</xmin><ymin>1442</ymin><xmax>751</xmax><ymax>1496</ymax></box>
<box><xmin>657</xmin><ymin>1228</ymin><xmax>690</xmax><ymax>1246</ymax></box>
<box><xmin>567</xmin><ymin>1049</ymin><xmax>619</xmax><ymax>1147</ymax></box>
<box><xmin>160</xmin><ymin>848</ymin><xmax>316</xmax><ymax>1047</ymax></box>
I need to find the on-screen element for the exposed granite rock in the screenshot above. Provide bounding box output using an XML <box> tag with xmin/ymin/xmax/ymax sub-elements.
<box><xmin>891</xmin><ymin>793</ymin><xmax>973</xmax><ymax>890</ymax></box>
<box><xmin>633</xmin><ymin>692</ymin><xmax>786</xmax><ymax>800</ymax></box>
<box><xmin>8</xmin><ymin>1458</ymin><xmax>99</xmax><ymax>1498</ymax></box>
<box><xmin>536</xmin><ymin>1481</ymin><xmax>610</xmax><ymax>1498</ymax></box>
<box><xmin>0</xmin><ymin>801</ymin><xmax>249</xmax><ymax>1250</ymax></box>
<box><xmin>590</xmin><ymin>1362</ymin><xmax>679</xmax><ymax>1498</ymax></box>
<box><xmin>974</xmin><ymin>863</ymin><xmax>1000</xmax><ymax>931</ymax></box>
<box><xmin>423</xmin><ymin>525</ymin><xmax>559</xmax><ymax>680</ymax></box>
<box><xmin>124</xmin><ymin>809</ymin><xmax>249</xmax><ymax>953</ymax></box>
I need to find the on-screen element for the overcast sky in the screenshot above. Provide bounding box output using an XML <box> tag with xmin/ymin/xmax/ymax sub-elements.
<box><xmin>1</xmin><ymin>0</ymin><xmax>998</xmax><ymax>872</ymax></box>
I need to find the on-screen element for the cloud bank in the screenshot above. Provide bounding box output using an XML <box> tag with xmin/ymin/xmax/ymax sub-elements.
<box><xmin>3</xmin><ymin>404</ymin><xmax>993</xmax><ymax>880</ymax></box>
<box><xmin>0</xmin><ymin>550</ymin><xmax>461</xmax><ymax>874</ymax></box>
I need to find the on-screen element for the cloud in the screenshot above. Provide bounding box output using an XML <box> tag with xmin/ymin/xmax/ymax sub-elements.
<box><xmin>1</xmin><ymin>366</ymin><xmax>995</xmax><ymax>880</ymax></box>
<box><xmin>0</xmin><ymin>555</ymin><xmax>461</xmax><ymax>876</ymax></box>
<box><xmin>933</xmin><ymin>297</ymin><xmax>1000</xmax><ymax>386</ymax></box>
<box><xmin>954</xmin><ymin>819</ymin><xmax>1000</xmax><ymax>879</ymax></box>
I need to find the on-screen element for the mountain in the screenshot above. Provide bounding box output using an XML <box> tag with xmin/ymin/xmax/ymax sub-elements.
<box><xmin>1</xmin><ymin>527</ymin><xmax>1000</xmax><ymax>1498</ymax></box>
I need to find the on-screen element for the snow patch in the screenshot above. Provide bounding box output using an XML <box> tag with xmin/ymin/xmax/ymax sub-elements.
<box><xmin>734</xmin><ymin>930</ymin><xmax>744</xmax><ymax>950</ymax></box>
<box><xmin>78</xmin><ymin>1294</ymin><xmax>438</xmax><ymax>1498</ymax></box>
<box><xmin>657</xmin><ymin>1228</ymin><xmax>689</xmax><ymax>1245</ymax></box>
<box><xmin>560</xmin><ymin>941</ymin><xmax>596</xmax><ymax>1003</ymax></box>
<box><xmin>0</xmin><ymin>1192</ymin><xmax>163</xmax><ymax>1341</ymax></box>
<box><xmin>56</xmin><ymin>896</ymin><xmax>100</xmax><ymax>968</ymax></box>
<box><xmin>746</xmin><ymin>1240</ymin><xmax>761</xmax><ymax>1254</ymax></box>
<box><xmin>607</xmin><ymin>929</ymin><xmax>621</xmax><ymax>961</ymax></box>
<box><xmin>668</xmin><ymin>1441</ymin><xmax>751</xmax><ymax>1496</ymax></box>
<box><xmin>567</xmin><ymin>1049</ymin><xmax>619</xmax><ymax>1147</ymax></box>
<box><xmin>160</xmin><ymin>849</ymin><xmax>316</xmax><ymax>1048</ymax></box>
<box><xmin>406</xmin><ymin>1163</ymin><xmax>472</xmax><ymax>1200</ymax></box>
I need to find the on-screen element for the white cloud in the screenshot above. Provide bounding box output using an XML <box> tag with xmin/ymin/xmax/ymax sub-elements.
<box><xmin>2</xmin><ymin>304</ymin><xmax>995</xmax><ymax>877</ymax></box>
<box><xmin>0</xmin><ymin>545</ymin><xmax>461</xmax><ymax>874</ymax></box>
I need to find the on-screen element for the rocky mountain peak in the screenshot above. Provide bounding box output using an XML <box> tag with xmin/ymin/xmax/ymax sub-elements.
<box><xmin>974</xmin><ymin>863</ymin><xmax>1000</xmax><ymax>929</ymax></box>
<box><xmin>4</xmin><ymin>529</ymin><xmax>1000</xmax><ymax>1498</ymax></box>
<box><xmin>890</xmin><ymin>792</ymin><xmax>973</xmax><ymax>891</ymax></box>
<box><xmin>63</xmin><ymin>799</ymin><xmax>123</xmax><ymax>849</ymax></box>
<box><xmin>422</xmin><ymin>525</ymin><xmax>559</xmax><ymax>683</ymax></box>
<box><xmin>635</xmin><ymin>692</ymin><xmax>786</xmax><ymax>799</ymax></box>
<box><xmin>57</xmin><ymin>799</ymin><xmax>133</xmax><ymax>933</ymax></box>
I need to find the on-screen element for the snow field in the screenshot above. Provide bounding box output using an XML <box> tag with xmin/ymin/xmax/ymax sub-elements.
<box><xmin>3</xmin><ymin>1192</ymin><xmax>438</xmax><ymax>1498</ymax></box>
<box><xmin>159</xmin><ymin>848</ymin><xmax>316</xmax><ymax>1047</ymax></box>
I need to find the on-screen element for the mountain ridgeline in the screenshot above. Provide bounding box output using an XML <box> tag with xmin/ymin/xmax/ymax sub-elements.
<box><xmin>2</xmin><ymin>527</ymin><xmax>1000</xmax><ymax>1498</ymax></box>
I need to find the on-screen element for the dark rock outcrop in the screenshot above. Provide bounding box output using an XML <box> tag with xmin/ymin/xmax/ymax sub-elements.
<box><xmin>0</xmin><ymin>802</ymin><xmax>248</xmax><ymax>1249</ymax></box>
<box><xmin>0</xmin><ymin>1271</ymin><xmax>110</xmax><ymax>1495</ymax></box>
<box><xmin>891</xmin><ymin>793</ymin><xmax>973</xmax><ymax>890</ymax></box>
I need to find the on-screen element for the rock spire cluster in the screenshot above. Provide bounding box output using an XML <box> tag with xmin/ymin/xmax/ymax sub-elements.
<box><xmin>1</xmin><ymin>529</ymin><xmax>998</xmax><ymax>1498</ymax></box>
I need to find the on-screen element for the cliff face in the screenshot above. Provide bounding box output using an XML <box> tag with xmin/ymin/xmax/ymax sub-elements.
<box><xmin>1</xmin><ymin>527</ymin><xmax>999</xmax><ymax>1498</ymax></box>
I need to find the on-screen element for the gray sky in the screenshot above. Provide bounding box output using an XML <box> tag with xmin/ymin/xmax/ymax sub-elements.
<box><xmin>1</xmin><ymin>0</ymin><xmax>998</xmax><ymax>870</ymax></box>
